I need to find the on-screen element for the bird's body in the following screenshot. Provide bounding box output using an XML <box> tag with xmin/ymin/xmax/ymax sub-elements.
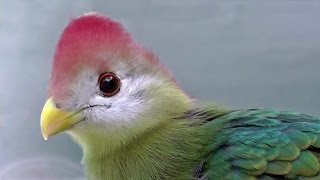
<box><xmin>40</xmin><ymin>13</ymin><xmax>320</xmax><ymax>179</ymax></box>
<box><xmin>80</xmin><ymin>108</ymin><xmax>320</xmax><ymax>179</ymax></box>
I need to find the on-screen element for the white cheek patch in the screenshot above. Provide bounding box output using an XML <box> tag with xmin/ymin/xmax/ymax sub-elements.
<box><xmin>64</xmin><ymin>67</ymin><xmax>165</xmax><ymax>129</ymax></box>
<box><xmin>86</xmin><ymin>75</ymin><xmax>161</xmax><ymax>127</ymax></box>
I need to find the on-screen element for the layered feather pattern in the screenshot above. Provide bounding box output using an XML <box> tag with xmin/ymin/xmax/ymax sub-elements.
<box><xmin>203</xmin><ymin>109</ymin><xmax>320</xmax><ymax>179</ymax></box>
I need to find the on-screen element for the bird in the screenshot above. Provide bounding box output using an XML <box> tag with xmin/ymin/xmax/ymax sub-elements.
<box><xmin>40</xmin><ymin>13</ymin><xmax>320</xmax><ymax>180</ymax></box>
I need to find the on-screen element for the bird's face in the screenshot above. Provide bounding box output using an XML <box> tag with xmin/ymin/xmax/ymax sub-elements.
<box><xmin>41</xmin><ymin>14</ymin><xmax>191</xmax><ymax>145</ymax></box>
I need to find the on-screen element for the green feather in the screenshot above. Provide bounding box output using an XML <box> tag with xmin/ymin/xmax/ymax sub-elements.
<box><xmin>305</xmin><ymin>132</ymin><xmax>318</xmax><ymax>145</ymax></box>
<box><xmin>314</xmin><ymin>136</ymin><xmax>320</xmax><ymax>148</ymax></box>
<box><xmin>265</xmin><ymin>161</ymin><xmax>291</xmax><ymax>175</ymax></box>
<box><xmin>277</xmin><ymin>142</ymin><xmax>300</xmax><ymax>161</ymax></box>
<box><xmin>230</xmin><ymin>171</ymin><xmax>256</xmax><ymax>180</ymax></box>
<box><xmin>206</xmin><ymin>149</ymin><xmax>232</xmax><ymax>178</ymax></box>
<box><xmin>287</xmin><ymin>131</ymin><xmax>311</xmax><ymax>149</ymax></box>
<box><xmin>265</xmin><ymin>148</ymin><xmax>280</xmax><ymax>161</ymax></box>
<box><xmin>233</xmin><ymin>159</ymin><xmax>267</xmax><ymax>170</ymax></box>
<box><xmin>229</xmin><ymin>146</ymin><xmax>267</xmax><ymax>159</ymax></box>
<box><xmin>290</xmin><ymin>150</ymin><xmax>319</xmax><ymax>177</ymax></box>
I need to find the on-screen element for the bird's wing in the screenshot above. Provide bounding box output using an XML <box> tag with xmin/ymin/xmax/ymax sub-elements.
<box><xmin>204</xmin><ymin>109</ymin><xmax>320</xmax><ymax>180</ymax></box>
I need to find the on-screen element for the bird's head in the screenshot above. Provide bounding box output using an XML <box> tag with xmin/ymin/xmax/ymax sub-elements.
<box><xmin>40</xmin><ymin>13</ymin><xmax>191</xmax><ymax>149</ymax></box>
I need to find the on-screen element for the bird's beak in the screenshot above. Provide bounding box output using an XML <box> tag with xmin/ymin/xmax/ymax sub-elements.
<box><xmin>40</xmin><ymin>97</ymin><xmax>84</xmax><ymax>140</ymax></box>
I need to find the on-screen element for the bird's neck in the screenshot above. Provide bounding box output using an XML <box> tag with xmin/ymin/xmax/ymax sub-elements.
<box><xmin>78</xmin><ymin>118</ymin><xmax>214</xmax><ymax>180</ymax></box>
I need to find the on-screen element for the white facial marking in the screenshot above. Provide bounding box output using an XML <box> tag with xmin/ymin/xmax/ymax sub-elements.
<box><xmin>66</xmin><ymin>68</ymin><xmax>164</xmax><ymax>130</ymax></box>
<box><xmin>86</xmin><ymin>75</ymin><xmax>158</xmax><ymax>127</ymax></box>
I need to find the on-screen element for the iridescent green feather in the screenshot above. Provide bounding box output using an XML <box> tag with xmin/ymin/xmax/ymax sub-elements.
<box><xmin>202</xmin><ymin>109</ymin><xmax>320</xmax><ymax>179</ymax></box>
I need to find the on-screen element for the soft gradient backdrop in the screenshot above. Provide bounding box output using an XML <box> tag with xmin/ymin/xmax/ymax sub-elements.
<box><xmin>0</xmin><ymin>0</ymin><xmax>319</xmax><ymax>179</ymax></box>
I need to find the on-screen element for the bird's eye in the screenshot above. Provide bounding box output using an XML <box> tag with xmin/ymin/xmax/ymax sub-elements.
<box><xmin>98</xmin><ymin>72</ymin><xmax>121</xmax><ymax>97</ymax></box>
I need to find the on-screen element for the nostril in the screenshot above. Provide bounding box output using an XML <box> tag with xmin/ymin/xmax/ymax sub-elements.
<box><xmin>55</xmin><ymin>103</ymin><xmax>63</xmax><ymax>109</ymax></box>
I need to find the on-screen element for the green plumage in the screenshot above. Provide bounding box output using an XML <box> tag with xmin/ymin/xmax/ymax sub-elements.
<box><xmin>78</xmin><ymin>106</ymin><xmax>320</xmax><ymax>179</ymax></box>
<box><xmin>204</xmin><ymin>109</ymin><xmax>320</xmax><ymax>179</ymax></box>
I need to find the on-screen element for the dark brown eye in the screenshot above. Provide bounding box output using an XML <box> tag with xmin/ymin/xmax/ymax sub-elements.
<box><xmin>98</xmin><ymin>72</ymin><xmax>121</xmax><ymax>97</ymax></box>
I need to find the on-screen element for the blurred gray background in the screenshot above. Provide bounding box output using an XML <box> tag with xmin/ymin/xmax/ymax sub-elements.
<box><xmin>0</xmin><ymin>0</ymin><xmax>319</xmax><ymax>179</ymax></box>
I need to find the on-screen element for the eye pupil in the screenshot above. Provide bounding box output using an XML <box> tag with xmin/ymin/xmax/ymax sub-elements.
<box><xmin>101</xmin><ymin>76</ymin><xmax>115</xmax><ymax>91</ymax></box>
<box><xmin>98</xmin><ymin>73</ymin><xmax>121</xmax><ymax>97</ymax></box>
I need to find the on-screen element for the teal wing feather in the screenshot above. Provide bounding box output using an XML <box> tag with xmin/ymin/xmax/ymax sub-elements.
<box><xmin>203</xmin><ymin>109</ymin><xmax>320</xmax><ymax>180</ymax></box>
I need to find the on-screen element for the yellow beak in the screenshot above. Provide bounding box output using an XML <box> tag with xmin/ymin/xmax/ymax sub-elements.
<box><xmin>40</xmin><ymin>97</ymin><xmax>84</xmax><ymax>140</ymax></box>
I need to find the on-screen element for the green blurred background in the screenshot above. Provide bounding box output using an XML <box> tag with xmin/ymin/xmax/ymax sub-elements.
<box><xmin>0</xmin><ymin>0</ymin><xmax>319</xmax><ymax>179</ymax></box>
